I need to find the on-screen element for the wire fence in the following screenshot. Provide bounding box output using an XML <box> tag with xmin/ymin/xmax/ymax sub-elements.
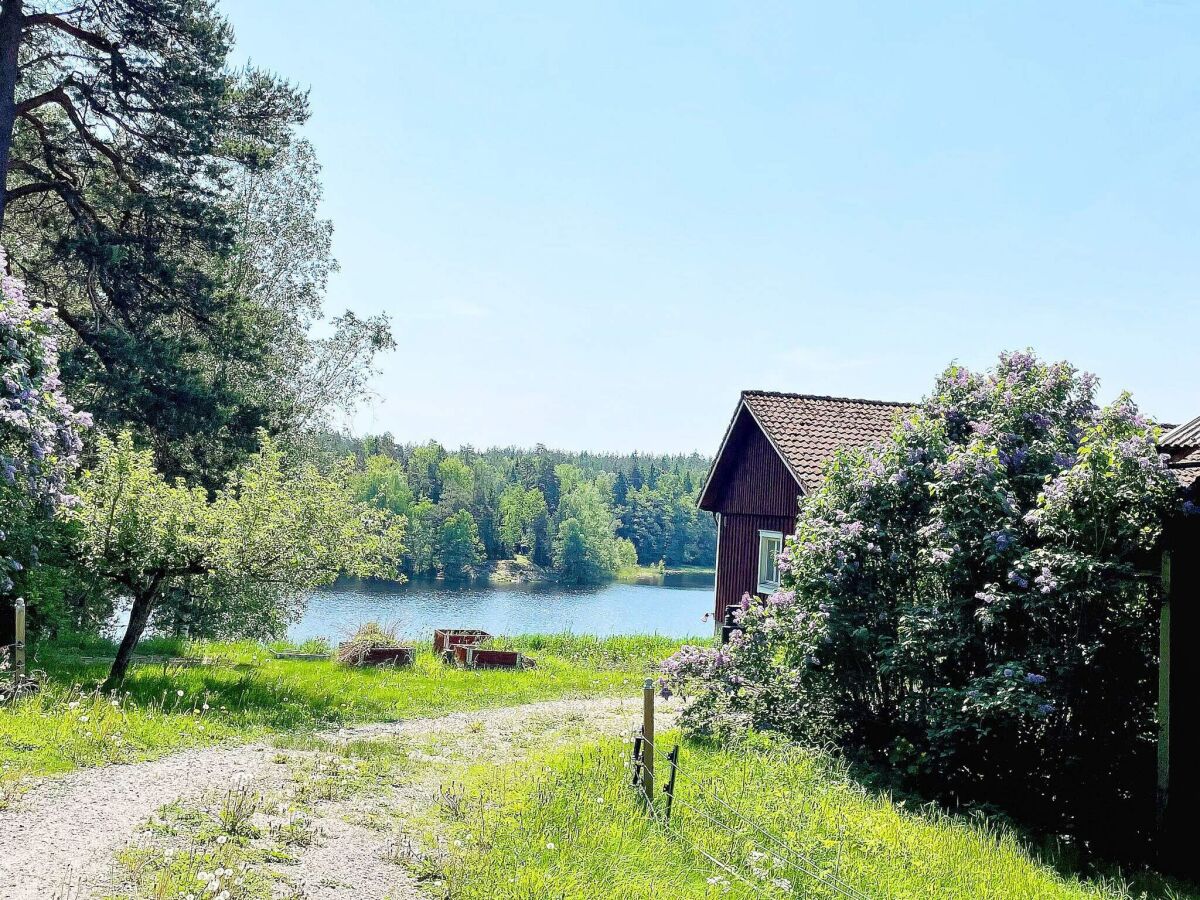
<box><xmin>630</xmin><ymin>686</ymin><xmax>872</xmax><ymax>900</ymax></box>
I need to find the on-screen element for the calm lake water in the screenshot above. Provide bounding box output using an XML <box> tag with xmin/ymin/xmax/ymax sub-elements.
<box><xmin>288</xmin><ymin>573</ymin><xmax>715</xmax><ymax>643</ymax></box>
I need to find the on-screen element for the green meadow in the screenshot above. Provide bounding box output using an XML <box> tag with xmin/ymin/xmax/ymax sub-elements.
<box><xmin>430</xmin><ymin>732</ymin><xmax>1194</xmax><ymax>900</ymax></box>
<box><xmin>0</xmin><ymin>633</ymin><xmax>688</xmax><ymax>791</ymax></box>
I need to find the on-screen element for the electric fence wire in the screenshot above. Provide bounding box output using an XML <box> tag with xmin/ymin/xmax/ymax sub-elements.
<box><xmin>665</xmin><ymin>791</ymin><xmax>834</xmax><ymax>892</ymax></box>
<box><xmin>636</xmin><ymin>729</ymin><xmax>872</xmax><ymax>900</ymax></box>
<box><xmin>635</xmin><ymin>743</ymin><xmax>844</xmax><ymax>898</ymax></box>
<box><xmin>636</xmin><ymin>774</ymin><xmax>764</xmax><ymax>892</ymax></box>
<box><xmin>665</xmin><ymin>789</ymin><xmax>864</xmax><ymax>900</ymax></box>
<box><xmin>641</xmin><ymin>729</ymin><xmax>869</xmax><ymax>900</ymax></box>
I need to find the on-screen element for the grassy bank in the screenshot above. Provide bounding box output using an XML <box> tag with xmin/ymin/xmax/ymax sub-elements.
<box><xmin>0</xmin><ymin>633</ymin><xmax>695</xmax><ymax>793</ymax></box>
<box><xmin>430</xmin><ymin>732</ymin><xmax>1189</xmax><ymax>900</ymax></box>
<box><xmin>617</xmin><ymin>563</ymin><xmax>716</xmax><ymax>581</ymax></box>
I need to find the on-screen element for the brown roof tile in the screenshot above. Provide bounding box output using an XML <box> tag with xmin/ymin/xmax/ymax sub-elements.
<box><xmin>740</xmin><ymin>391</ymin><xmax>914</xmax><ymax>491</ymax></box>
<box><xmin>1168</xmin><ymin>448</ymin><xmax>1200</xmax><ymax>493</ymax></box>
<box><xmin>1161</xmin><ymin>415</ymin><xmax>1200</xmax><ymax>451</ymax></box>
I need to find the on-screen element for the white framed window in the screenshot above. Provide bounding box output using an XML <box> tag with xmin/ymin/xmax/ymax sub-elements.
<box><xmin>758</xmin><ymin>530</ymin><xmax>783</xmax><ymax>594</ymax></box>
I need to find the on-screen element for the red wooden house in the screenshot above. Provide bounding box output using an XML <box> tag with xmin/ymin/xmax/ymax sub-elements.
<box><xmin>697</xmin><ymin>391</ymin><xmax>912</xmax><ymax>635</ymax></box>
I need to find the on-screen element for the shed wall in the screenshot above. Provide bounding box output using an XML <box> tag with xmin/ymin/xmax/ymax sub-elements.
<box><xmin>1161</xmin><ymin>516</ymin><xmax>1200</xmax><ymax>869</ymax></box>
<box><xmin>714</xmin><ymin>512</ymin><xmax>797</xmax><ymax>623</ymax></box>
<box><xmin>708</xmin><ymin>408</ymin><xmax>803</xmax><ymax>518</ymax></box>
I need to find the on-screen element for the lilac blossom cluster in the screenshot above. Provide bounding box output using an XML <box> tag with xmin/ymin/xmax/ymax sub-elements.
<box><xmin>662</xmin><ymin>351</ymin><xmax>1179</xmax><ymax>813</ymax></box>
<box><xmin>1</xmin><ymin>249</ymin><xmax>91</xmax><ymax>593</ymax></box>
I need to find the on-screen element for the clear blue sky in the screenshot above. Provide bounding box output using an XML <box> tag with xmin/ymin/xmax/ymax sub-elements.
<box><xmin>224</xmin><ymin>1</ymin><xmax>1200</xmax><ymax>454</ymax></box>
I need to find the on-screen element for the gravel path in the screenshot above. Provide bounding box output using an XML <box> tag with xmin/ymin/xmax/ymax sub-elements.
<box><xmin>0</xmin><ymin>743</ymin><xmax>277</xmax><ymax>899</ymax></box>
<box><xmin>288</xmin><ymin>696</ymin><xmax>654</xmax><ymax>900</ymax></box>
<box><xmin>0</xmin><ymin>696</ymin><xmax>659</xmax><ymax>900</ymax></box>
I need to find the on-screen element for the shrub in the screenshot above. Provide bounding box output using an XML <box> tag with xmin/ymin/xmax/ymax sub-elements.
<box><xmin>0</xmin><ymin>251</ymin><xmax>90</xmax><ymax>600</ymax></box>
<box><xmin>664</xmin><ymin>351</ymin><xmax>1179</xmax><ymax>848</ymax></box>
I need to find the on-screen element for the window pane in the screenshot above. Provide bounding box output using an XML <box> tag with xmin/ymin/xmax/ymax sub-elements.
<box><xmin>759</xmin><ymin>533</ymin><xmax>782</xmax><ymax>590</ymax></box>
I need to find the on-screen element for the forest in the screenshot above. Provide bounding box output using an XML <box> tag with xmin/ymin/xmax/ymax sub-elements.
<box><xmin>330</xmin><ymin>435</ymin><xmax>717</xmax><ymax>584</ymax></box>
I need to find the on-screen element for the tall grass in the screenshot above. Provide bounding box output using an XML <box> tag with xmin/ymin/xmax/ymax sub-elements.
<box><xmin>432</xmin><ymin>732</ymin><xmax>1186</xmax><ymax>900</ymax></box>
<box><xmin>0</xmin><ymin>633</ymin><xmax>700</xmax><ymax>794</ymax></box>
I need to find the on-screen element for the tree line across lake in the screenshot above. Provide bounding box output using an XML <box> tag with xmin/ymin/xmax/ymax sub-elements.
<box><xmin>328</xmin><ymin>434</ymin><xmax>717</xmax><ymax>584</ymax></box>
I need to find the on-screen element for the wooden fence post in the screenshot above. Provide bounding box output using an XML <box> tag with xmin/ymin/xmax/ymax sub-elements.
<box><xmin>642</xmin><ymin>678</ymin><xmax>655</xmax><ymax>803</ymax></box>
<box><xmin>14</xmin><ymin>596</ymin><xmax>25</xmax><ymax>678</ymax></box>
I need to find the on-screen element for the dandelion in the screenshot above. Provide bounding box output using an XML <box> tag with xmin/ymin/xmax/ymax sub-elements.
<box><xmin>176</xmin><ymin>689</ymin><xmax>184</xmax><ymax>697</ymax></box>
<box><xmin>546</xmin><ymin>842</ymin><xmax>556</xmax><ymax>850</ymax></box>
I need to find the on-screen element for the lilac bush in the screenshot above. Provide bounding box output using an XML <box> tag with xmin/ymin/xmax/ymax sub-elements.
<box><xmin>1</xmin><ymin>250</ymin><xmax>90</xmax><ymax>595</ymax></box>
<box><xmin>665</xmin><ymin>352</ymin><xmax>1179</xmax><ymax>841</ymax></box>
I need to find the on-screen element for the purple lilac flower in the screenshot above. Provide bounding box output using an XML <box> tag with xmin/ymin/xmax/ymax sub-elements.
<box><xmin>1003</xmin><ymin>668</ymin><xmax>1014</xmax><ymax>678</ymax></box>
<box><xmin>1025</xmin><ymin>673</ymin><xmax>1046</xmax><ymax>685</ymax></box>
<box><xmin>1034</xmin><ymin>566</ymin><xmax>1058</xmax><ymax>594</ymax></box>
<box><xmin>1052</xmin><ymin>452</ymin><xmax>1076</xmax><ymax>469</ymax></box>
<box><xmin>999</xmin><ymin>447</ymin><xmax>1028</xmax><ymax>471</ymax></box>
<box><xmin>2</xmin><ymin>247</ymin><xmax>89</xmax><ymax>589</ymax></box>
<box><xmin>987</xmin><ymin>530</ymin><xmax>1013</xmax><ymax>553</ymax></box>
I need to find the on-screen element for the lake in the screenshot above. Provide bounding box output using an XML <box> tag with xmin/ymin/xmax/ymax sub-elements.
<box><xmin>289</xmin><ymin>573</ymin><xmax>715</xmax><ymax>643</ymax></box>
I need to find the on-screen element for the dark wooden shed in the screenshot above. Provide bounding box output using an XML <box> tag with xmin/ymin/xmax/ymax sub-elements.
<box><xmin>697</xmin><ymin>391</ymin><xmax>911</xmax><ymax>635</ymax></box>
<box><xmin>1157</xmin><ymin>417</ymin><xmax>1200</xmax><ymax>866</ymax></box>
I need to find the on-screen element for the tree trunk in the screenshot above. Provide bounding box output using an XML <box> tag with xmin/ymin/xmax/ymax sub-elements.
<box><xmin>0</xmin><ymin>0</ymin><xmax>23</xmax><ymax>230</ymax></box>
<box><xmin>103</xmin><ymin>588</ymin><xmax>156</xmax><ymax>692</ymax></box>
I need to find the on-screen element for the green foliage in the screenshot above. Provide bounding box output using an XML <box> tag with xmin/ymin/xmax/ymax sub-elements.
<box><xmin>435</xmin><ymin>733</ymin><xmax>1140</xmax><ymax>900</ymax></box>
<box><xmin>437</xmin><ymin>456</ymin><xmax>475</xmax><ymax>511</ymax></box>
<box><xmin>439</xmin><ymin>509</ymin><xmax>485</xmax><ymax>580</ymax></box>
<box><xmin>0</xmin><ymin>2</ymin><xmax>325</xmax><ymax>484</ymax></box>
<box><xmin>406</xmin><ymin>442</ymin><xmax>446</xmax><ymax>502</ymax></box>
<box><xmin>0</xmin><ymin>7</ymin><xmax>395</xmax><ymax>493</ymax></box>
<box><xmin>498</xmin><ymin>484</ymin><xmax>549</xmax><ymax>556</ymax></box>
<box><xmin>69</xmin><ymin>431</ymin><xmax>405</xmax><ymax>684</ymax></box>
<box><xmin>346</xmin><ymin>439</ymin><xmax>715</xmax><ymax>581</ymax></box>
<box><xmin>351</xmin><ymin>454</ymin><xmax>415</xmax><ymax>517</ymax></box>
<box><xmin>553</xmin><ymin>483</ymin><xmax>633</xmax><ymax>584</ymax></box>
<box><xmin>0</xmin><ymin>253</ymin><xmax>89</xmax><ymax>609</ymax></box>
<box><xmin>665</xmin><ymin>352</ymin><xmax>1180</xmax><ymax>846</ymax></box>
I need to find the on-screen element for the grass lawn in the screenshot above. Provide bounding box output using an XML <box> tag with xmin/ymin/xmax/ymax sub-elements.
<box><xmin>0</xmin><ymin>632</ymin><xmax>693</xmax><ymax>794</ymax></box>
<box><xmin>430</xmin><ymin>731</ymin><xmax>1195</xmax><ymax>900</ymax></box>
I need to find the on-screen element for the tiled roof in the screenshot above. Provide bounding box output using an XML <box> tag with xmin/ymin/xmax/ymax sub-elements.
<box><xmin>740</xmin><ymin>391</ymin><xmax>914</xmax><ymax>491</ymax></box>
<box><xmin>1168</xmin><ymin>448</ymin><xmax>1200</xmax><ymax>493</ymax></box>
<box><xmin>1161</xmin><ymin>415</ymin><xmax>1200</xmax><ymax>451</ymax></box>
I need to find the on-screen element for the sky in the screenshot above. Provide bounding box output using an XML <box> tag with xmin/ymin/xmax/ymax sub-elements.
<box><xmin>223</xmin><ymin>1</ymin><xmax>1200</xmax><ymax>454</ymax></box>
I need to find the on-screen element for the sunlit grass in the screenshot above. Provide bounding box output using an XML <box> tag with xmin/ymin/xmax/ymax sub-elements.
<box><xmin>431</xmin><ymin>732</ymin><xmax>1192</xmax><ymax>900</ymax></box>
<box><xmin>0</xmin><ymin>632</ymin><xmax>701</xmax><ymax>795</ymax></box>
